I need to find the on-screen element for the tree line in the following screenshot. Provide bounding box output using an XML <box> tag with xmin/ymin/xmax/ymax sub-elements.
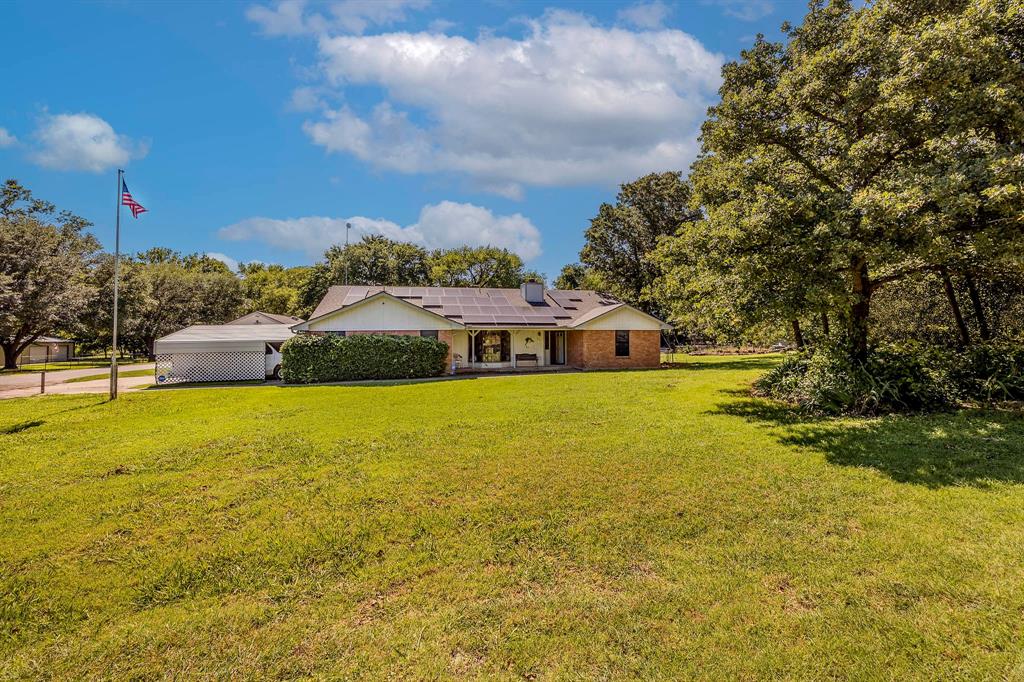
<box><xmin>559</xmin><ymin>0</ymin><xmax>1024</xmax><ymax>360</ymax></box>
<box><xmin>0</xmin><ymin>180</ymin><xmax>543</xmax><ymax>367</ymax></box>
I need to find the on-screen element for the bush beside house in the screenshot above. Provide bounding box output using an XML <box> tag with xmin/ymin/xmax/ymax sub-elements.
<box><xmin>281</xmin><ymin>333</ymin><xmax>449</xmax><ymax>383</ymax></box>
<box><xmin>754</xmin><ymin>342</ymin><xmax>1024</xmax><ymax>415</ymax></box>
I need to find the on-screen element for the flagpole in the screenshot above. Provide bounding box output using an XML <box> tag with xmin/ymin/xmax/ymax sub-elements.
<box><xmin>110</xmin><ymin>169</ymin><xmax>122</xmax><ymax>400</ymax></box>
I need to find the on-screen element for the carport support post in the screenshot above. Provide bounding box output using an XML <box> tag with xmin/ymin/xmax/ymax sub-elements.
<box><xmin>109</xmin><ymin>169</ymin><xmax>123</xmax><ymax>400</ymax></box>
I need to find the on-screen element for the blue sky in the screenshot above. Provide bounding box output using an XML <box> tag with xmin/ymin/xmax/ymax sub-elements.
<box><xmin>1</xmin><ymin>0</ymin><xmax>803</xmax><ymax>279</ymax></box>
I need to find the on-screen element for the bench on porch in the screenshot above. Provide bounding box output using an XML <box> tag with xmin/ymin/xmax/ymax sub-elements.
<box><xmin>515</xmin><ymin>353</ymin><xmax>538</xmax><ymax>367</ymax></box>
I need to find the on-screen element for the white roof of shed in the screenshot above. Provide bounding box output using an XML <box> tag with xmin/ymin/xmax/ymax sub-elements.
<box><xmin>154</xmin><ymin>324</ymin><xmax>294</xmax><ymax>354</ymax></box>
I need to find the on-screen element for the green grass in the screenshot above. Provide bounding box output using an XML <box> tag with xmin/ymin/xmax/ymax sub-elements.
<box><xmin>2</xmin><ymin>355</ymin><xmax>1023</xmax><ymax>678</ymax></box>
<box><xmin>64</xmin><ymin>368</ymin><xmax>155</xmax><ymax>384</ymax></box>
<box><xmin>6</xmin><ymin>358</ymin><xmax>146</xmax><ymax>373</ymax></box>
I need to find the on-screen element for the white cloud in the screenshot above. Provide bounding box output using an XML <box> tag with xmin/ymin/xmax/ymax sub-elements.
<box><xmin>247</xmin><ymin>0</ymin><xmax>429</xmax><ymax>36</ymax></box>
<box><xmin>328</xmin><ymin>0</ymin><xmax>431</xmax><ymax>34</ymax></box>
<box><xmin>31</xmin><ymin>112</ymin><xmax>147</xmax><ymax>172</ymax></box>
<box><xmin>300</xmin><ymin>10</ymin><xmax>723</xmax><ymax>192</ymax></box>
<box><xmin>247</xmin><ymin>0</ymin><xmax>320</xmax><ymax>36</ymax></box>
<box><xmin>206</xmin><ymin>252</ymin><xmax>240</xmax><ymax>272</ymax></box>
<box><xmin>416</xmin><ymin>201</ymin><xmax>540</xmax><ymax>259</ymax></box>
<box><xmin>0</xmin><ymin>128</ymin><xmax>16</xmax><ymax>148</ymax></box>
<box><xmin>287</xmin><ymin>86</ymin><xmax>324</xmax><ymax>112</ymax></box>
<box><xmin>427</xmin><ymin>18</ymin><xmax>455</xmax><ymax>33</ymax></box>
<box><xmin>707</xmin><ymin>0</ymin><xmax>775</xmax><ymax>22</ymax></box>
<box><xmin>219</xmin><ymin>200</ymin><xmax>542</xmax><ymax>260</ymax></box>
<box><xmin>617</xmin><ymin>1</ymin><xmax>672</xmax><ymax>29</ymax></box>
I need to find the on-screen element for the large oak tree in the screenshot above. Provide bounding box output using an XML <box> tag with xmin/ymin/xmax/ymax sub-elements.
<box><xmin>580</xmin><ymin>171</ymin><xmax>701</xmax><ymax>317</ymax></box>
<box><xmin>0</xmin><ymin>180</ymin><xmax>98</xmax><ymax>368</ymax></box>
<box><xmin>667</xmin><ymin>0</ymin><xmax>1024</xmax><ymax>360</ymax></box>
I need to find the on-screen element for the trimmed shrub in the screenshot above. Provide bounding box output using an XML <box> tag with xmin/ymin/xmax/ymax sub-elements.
<box><xmin>281</xmin><ymin>333</ymin><xmax>449</xmax><ymax>384</ymax></box>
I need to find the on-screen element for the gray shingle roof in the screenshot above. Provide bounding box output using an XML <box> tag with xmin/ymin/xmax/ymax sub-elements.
<box><xmin>308</xmin><ymin>286</ymin><xmax>625</xmax><ymax>328</ymax></box>
<box><xmin>228</xmin><ymin>311</ymin><xmax>305</xmax><ymax>325</ymax></box>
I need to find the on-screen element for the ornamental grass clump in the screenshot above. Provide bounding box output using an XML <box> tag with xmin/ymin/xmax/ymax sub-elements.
<box><xmin>755</xmin><ymin>342</ymin><xmax>1024</xmax><ymax>415</ymax></box>
<box><xmin>754</xmin><ymin>344</ymin><xmax>950</xmax><ymax>415</ymax></box>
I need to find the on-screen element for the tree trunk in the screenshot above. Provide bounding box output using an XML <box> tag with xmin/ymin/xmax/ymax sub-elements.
<box><xmin>791</xmin><ymin>319</ymin><xmax>804</xmax><ymax>349</ymax></box>
<box><xmin>849</xmin><ymin>258</ymin><xmax>872</xmax><ymax>362</ymax></box>
<box><xmin>1</xmin><ymin>341</ymin><xmax>19</xmax><ymax>369</ymax></box>
<box><xmin>963</xmin><ymin>272</ymin><xmax>992</xmax><ymax>341</ymax></box>
<box><xmin>940</xmin><ymin>266</ymin><xmax>971</xmax><ymax>347</ymax></box>
<box><xmin>821</xmin><ymin>311</ymin><xmax>830</xmax><ymax>338</ymax></box>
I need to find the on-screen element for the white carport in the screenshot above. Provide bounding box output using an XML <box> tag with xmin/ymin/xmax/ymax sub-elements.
<box><xmin>153</xmin><ymin>324</ymin><xmax>294</xmax><ymax>384</ymax></box>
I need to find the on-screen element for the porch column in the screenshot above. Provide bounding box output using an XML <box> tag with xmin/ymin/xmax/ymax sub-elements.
<box><xmin>511</xmin><ymin>330</ymin><xmax>516</xmax><ymax>369</ymax></box>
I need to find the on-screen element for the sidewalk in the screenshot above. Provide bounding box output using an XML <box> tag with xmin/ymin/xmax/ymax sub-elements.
<box><xmin>0</xmin><ymin>366</ymin><xmax>155</xmax><ymax>400</ymax></box>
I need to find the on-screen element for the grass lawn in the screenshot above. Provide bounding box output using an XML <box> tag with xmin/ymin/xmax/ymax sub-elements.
<box><xmin>3</xmin><ymin>358</ymin><xmax>147</xmax><ymax>373</ymax></box>
<box><xmin>2</xmin><ymin>356</ymin><xmax>1023</xmax><ymax>678</ymax></box>
<box><xmin>64</xmin><ymin>368</ymin><xmax>155</xmax><ymax>384</ymax></box>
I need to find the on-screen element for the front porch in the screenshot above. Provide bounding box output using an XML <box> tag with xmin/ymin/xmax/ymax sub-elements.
<box><xmin>451</xmin><ymin>328</ymin><xmax>570</xmax><ymax>372</ymax></box>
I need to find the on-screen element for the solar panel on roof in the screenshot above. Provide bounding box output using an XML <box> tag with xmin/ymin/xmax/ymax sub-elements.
<box><xmin>493</xmin><ymin>315</ymin><xmax>528</xmax><ymax>324</ymax></box>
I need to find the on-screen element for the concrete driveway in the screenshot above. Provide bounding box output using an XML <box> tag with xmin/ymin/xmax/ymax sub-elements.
<box><xmin>0</xmin><ymin>364</ymin><xmax>155</xmax><ymax>399</ymax></box>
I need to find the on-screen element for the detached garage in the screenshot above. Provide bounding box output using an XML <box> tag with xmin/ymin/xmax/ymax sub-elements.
<box><xmin>153</xmin><ymin>324</ymin><xmax>295</xmax><ymax>384</ymax></box>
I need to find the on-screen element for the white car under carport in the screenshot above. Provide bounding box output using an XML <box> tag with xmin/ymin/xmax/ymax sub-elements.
<box><xmin>153</xmin><ymin>324</ymin><xmax>295</xmax><ymax>384</ymax></box>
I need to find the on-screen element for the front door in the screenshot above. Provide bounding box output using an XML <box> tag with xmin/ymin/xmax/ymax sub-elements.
<box><xmin>550</xmin><ymin>331</ymin><xmax>566</xmax><ymax>365</ymax></box>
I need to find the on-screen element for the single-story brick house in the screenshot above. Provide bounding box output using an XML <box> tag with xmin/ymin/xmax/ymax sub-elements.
<box><xmin>291</xmin><ymin>282</ymin><xmax>670</xmax><ymax>371</ymax></box>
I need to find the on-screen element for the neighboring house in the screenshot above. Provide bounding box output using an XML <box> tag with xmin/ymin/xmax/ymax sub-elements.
<box><xmin>227</xmin><ymin>311</ymin><xmax>304</xmax><ymax>326</ymax></box>
<box><xmin>0</xmin><ymin>336</ymin><xmax>76</xmax><ymax>366</ymax></box>
<box><xmin>153</xmin><ymin>313</ymin><xmax>303</xmax><ymax>383</ymax></box>
<box><xmin>292</xmin><ymin>282</ymin><xmax>670</xmax><ymax>371</ymax></box>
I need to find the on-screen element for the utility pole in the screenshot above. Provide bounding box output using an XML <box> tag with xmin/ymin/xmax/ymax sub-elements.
<box><xmin>344</xmin><ymin>221</ymin><xmax>352</xmax><ymax>285</ymax></box>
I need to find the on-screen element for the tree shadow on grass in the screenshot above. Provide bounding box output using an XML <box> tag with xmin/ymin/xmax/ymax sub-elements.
<box><xmin>1</xmin><ymin>420</ymin><xmax>44</xmax><ymax>435</ymax></box>
<box><xmin>664</xmin><ymin>357</ymin><xmax>781</xmax><ymax>372</ymax></box>
<box><xmin>711</xmin><ymin>393</ymin><xmax>1024</xmax><ymax>488</ymax></box>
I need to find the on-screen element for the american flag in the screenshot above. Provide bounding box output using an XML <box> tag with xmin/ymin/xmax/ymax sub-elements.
<box><xmin>121</xmin><ymin>180</ymin><xmax>147</xmax><ymax>218</ymax></box>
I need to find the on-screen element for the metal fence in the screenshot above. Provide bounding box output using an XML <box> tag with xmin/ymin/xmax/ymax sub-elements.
<box><xmin>155</xmin><ymin>352</ymin><xmax>264</xmax><ymax>384</ymax></box>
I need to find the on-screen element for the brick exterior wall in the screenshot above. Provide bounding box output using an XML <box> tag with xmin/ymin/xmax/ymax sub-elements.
<box><xmin>303</xmin><ymin>328</ymin><xmax>655</xmax><ymax>371</ymax></box>
<box><xmin>566</xmin><ymin>330</ymin><xmax>661</xmax><ymax>369</ymax></box>
<box><xmin>438</xmin><ymin>330</ymin><xmax>454</xmax><ymax>371</ymax></box>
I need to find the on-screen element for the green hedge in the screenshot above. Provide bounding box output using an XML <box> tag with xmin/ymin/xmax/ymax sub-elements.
<box><xmin>281</xmin><ymin>333</ymin><xmax>449</xmax><ymax>383</ymax></box>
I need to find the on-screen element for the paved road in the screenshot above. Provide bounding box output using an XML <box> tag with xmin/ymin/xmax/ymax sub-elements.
<box><xmin>0</xmin><ymin>364</ymin><xmax>155</xmax><ymax>399</ymax></box>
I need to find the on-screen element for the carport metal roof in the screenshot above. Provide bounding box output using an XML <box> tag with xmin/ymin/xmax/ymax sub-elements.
<box><xmin>154</xmin><ymin>324</ymin><xmax>294</xmax><ymax>354</ymax></box>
